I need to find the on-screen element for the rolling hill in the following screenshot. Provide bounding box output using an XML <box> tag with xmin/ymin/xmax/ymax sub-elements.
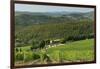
<box><xmin>15</xmin><ymin>11</ymin><xmax>94</xmax><ymax>47</ymax></box>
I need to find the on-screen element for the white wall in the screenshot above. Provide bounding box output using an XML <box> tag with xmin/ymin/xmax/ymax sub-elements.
<box><xmin>0</xmin><ymin>0</ymin><xmax>100</xmax><ymax>69</ymax></box>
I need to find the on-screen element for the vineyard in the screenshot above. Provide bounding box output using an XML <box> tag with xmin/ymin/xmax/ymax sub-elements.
<box><xmin>14</xmin><ymin>10</ymin><xmax>94</xmax><ymax>66</ymax></box>
<box><xmin>15</xmin><ymin>39</ymin><xmax>94</xmax><ymax>66</ymax></box>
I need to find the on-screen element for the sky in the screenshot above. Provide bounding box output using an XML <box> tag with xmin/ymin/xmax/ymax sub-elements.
<box><xmin>15</xmin><ymin>4</ymin><xmax>94</xmax><ymax>13</ymax></box>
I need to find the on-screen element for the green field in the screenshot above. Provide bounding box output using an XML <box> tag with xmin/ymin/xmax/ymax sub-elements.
<box><xmin>15</xmin><ymin>6</ymin><xmax>95</xmax><ymax>67</ymax></box>
<box><xmin>15</xmin><ymin>39</ymin><xmax>94</xmax><ymax>66</ymax></box>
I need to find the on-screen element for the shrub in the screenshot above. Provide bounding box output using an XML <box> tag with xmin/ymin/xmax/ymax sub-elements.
<box><xmin>60</xmin><ymin>38</ymin><xmax>67</xmax><ymax>44</ymax></box>
<box><xmin>15</xmin><ymin>48</ymin><xmax>19</xmax><ymax>52</ymax></box>
<box><xmin>23</xmin><ymin>52</ymin><xmax>33</xmax><ymax>62</ymax></box>
<box><xmin>39</xmin><ymin>40</ymin><xmax>45</xmax><ymax>49</ymax></box>
<box><xmin>15</xmin><ymin>52</ymin><xmax>24</xmax><ymax>61</ymax></box>
<box><xmin>33</xmin><ymin>53</ymin><xmax>40</xmax><ymax>60</ymax></box>
<box><xmin>45</xmin><ymin>39</ymin><xmax>50</xmax><ymax>45</ymax></box>
<box><xmin>31</xmin><ymin>40</ymin><xmax>40</xmax><ymax>50</ymax></box>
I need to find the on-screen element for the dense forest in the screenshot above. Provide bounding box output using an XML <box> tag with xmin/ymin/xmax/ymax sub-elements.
<box><xmin>15</xmin><ymin>11</ymin><xmax>94</xmax><ymax>47</ymax></box>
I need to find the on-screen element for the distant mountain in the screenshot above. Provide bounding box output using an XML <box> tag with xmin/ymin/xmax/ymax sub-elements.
<box><xmin>83</xmin><ymin>11</ymin><xmax>94</xmax><ymax>20</ymax></box>
<box><xmin>15</xmin><ymin>11</ymin><xmax>94</xmax><ymax>26</ymax></box>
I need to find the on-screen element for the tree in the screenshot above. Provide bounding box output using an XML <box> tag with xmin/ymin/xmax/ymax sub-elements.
<box><xmin>39</xmin><ymin>40</ymin><xmax>45</xmax><ymax>49</ymax></box>
<box><xmin>31</xmin><ymin>40</ymin><xmax>39</xmax><ymax>50</ymax></box>
<box><xmin>16</xmin><ymin>48</ymin><xmax>19</xmax><ymax>52</ymax></box>
<box><xmin>45</xmin><ymin>39</ymin><xmax>50</xmax><ymax>45</ymax></box>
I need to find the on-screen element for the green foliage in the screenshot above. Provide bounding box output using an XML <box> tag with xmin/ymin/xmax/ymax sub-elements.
<box><xmin>15</xmin><ymin>11</ymin><xmax>94</xmax><ymax>26</ymax></box>
<box><xmin>31</xmin><ymin>40</ymin><xmax>39</xmax><ymax>49</ymax></box>
<box><xmin>45</xmin><ymin>39</ymin><xmax>50</xmax><ymax>45</ymax></box>
<box><xmin>15</xmin><ymin>11</ymin><xmax>94</xmax><ymax>46</ymax></box>
<box><xmin>33</xmin><ymin>53</ymin><xmax>40</xmax><ymax>60</ymax></box>
<box><xmin>39</xmin><ymin>40</ymin><xmax>45</xmax><ymax>49</ymax></box>
<box><xmin>47</xmin><ymin>39</ymin><xmax>94</xmax><ymax>62</ymax></box>
<box><xmin>60</xmin><ymin>38</ymin><xmax>67</xmax><ymax>44</ymax></box>
<box><xmin>15</xmin><ymin>48</ymin><xmax>19</xmax><ymax>52</ymax></box>
<box><xmin>39</xmin><ymin>49</ymin><xmax>52</xmax><ymax>63</ymax></box>
<box><xmin>15</xmin><ymin>21</ymin><xmax>94</xmax><ymax>46</ymax></box>
<box><xmin>15</xmin><ymin>52</ymin><xmax>24</xmax><ymax>61</ymax></box>
<box><xmin>15</xmin><ymin>11</ymin><xmax>94</xmax><ymax>66</ymax></box>
<box><xmin>23</xmin><ymin>51</ymin><xmax>33</xmax><ymax>62</ymax></box>
<box><xmin>31</xmin><ymin>40</ymin><xmax>46</xmax><ymax>50</ymax></box>
<box><xmin>15</xmin><ymin>39</ymin><xmax>94</xmax><ymax>65</ymax></box>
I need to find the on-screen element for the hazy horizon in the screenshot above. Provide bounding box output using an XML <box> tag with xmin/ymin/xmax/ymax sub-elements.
<box><xmin>15</xmin><ymin>4</ymin><xmax>94</xmax><ymax>13</ymax></box>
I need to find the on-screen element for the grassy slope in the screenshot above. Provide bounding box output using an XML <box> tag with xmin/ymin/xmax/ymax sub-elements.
<box><xmin>15</xmin><ymin>39</ymin><xmax>94</xmax><ymax>65</ymax></box>
<box><xmin>47</xmin><ymin>39</ymin><xmax>94</xmax><ymax>62</ymax></box>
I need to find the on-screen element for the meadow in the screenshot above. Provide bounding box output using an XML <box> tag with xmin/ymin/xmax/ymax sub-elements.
<box><xmin>15</xmin><ymin>39</ymin><xmax>94</xmax><ymax>66</ymax></box>
<box><xmin>14</xmin><ymin>10</ymin><xmax>94</xmax><ymax>66</ymax></box>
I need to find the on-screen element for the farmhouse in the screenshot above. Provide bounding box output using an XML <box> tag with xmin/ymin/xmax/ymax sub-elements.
<box><xmin>49</xmin><ymin>39</ymin><xmax>61</xmax><ymax>47</ymax></box>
